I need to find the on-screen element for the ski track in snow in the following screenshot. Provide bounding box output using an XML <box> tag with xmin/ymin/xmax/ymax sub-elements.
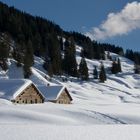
<box><xmin>83</xmin><ymin>109</ymin><xmax>127</xmax><ymax>124</ymax></box>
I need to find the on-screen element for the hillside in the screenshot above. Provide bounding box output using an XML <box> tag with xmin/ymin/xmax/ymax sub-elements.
<box><xmin>0</xmin><ymin>46</ymin><xmax>140</xmax><ymax>139</ymax></box>
<box><xmin>0</xmin><ymin>1</ymin><xmax>125</xmax><ymax>64</ymax></box>
<box><xmin>0</xmin><ymin>45</ymin><xmax>140</xmax><ymax>125</ymax></box>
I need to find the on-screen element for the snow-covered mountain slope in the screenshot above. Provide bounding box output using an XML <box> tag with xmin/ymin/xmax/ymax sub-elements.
<box><xmin>0</xmin><ymin>45</ymin><xmax>140</xmax><ymax>127</ymax></box>
<box><xmin>1</xmin><ymin>46</ymin><xmax>140</xmax><ymax>139</ymax></box>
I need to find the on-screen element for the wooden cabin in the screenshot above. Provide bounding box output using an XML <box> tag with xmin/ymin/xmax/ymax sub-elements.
<box><xmin>0</xmin><ymin>79</ymin><xmax>44</xmax><ymax>104</ymax></box>
<box><xmin>38</xmin><ymin>85</ymin><xmax>72</xmax><ymax>104</ymax></box>
<box><xmin>14</xmin><ymin>83</ymin><xmax>44</xmax><ymax>104</ymax></box>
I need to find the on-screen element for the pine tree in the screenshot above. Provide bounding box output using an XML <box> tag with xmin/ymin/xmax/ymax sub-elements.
<box><xmin>1</xmin><ymin>60</ymin><xmax>8</xmax><ymax>71</ymax></box>
<box><xmin>100</xmin><ymin>46</ymin><xmax>105</xmax><ymax>60</ymax></box>
<box><xmin>111</xmin><ymin>58</ymin><xmax>122</xmax><ymax>74</ymax></box>
<box><xmin>99</xmin><ymin>62</ymin><xmax>106</xmax><ymax>82</ymax></box>
<box><xmin>13</xmin><ymin>48</ymin><xmax>23</xmax><ymax>67</ymax></box>
<box><xmin>80</xmin><ymin>48</ymin><xmax>84</xmax><ymax>58</ymax></box>
<box><xmin>16</xmin><ymin>52</ymin><xmax>23</xmax><ymax>67</ymax></box>
<box><xmin>59</xmin><ymin>37</ymin><xmax>64</xmax><ymax>51</ymax></box>
<box><xmin>63</xmin><ymin>39</ymin><xmax>70</xmax><ymax>74</ymax></box>
<box><xmin>0</xmin><ymin>39</ymin><xmax>10</xmax><ymax>71</ymax></box>
<box><xmin>93</xmin><ymin>66</ymin><xmax>98</xmax><ymax>79</ymax></box>
<box><xmin>111</xmin><ymin>60</ymin><xmax>118</xmax><ymax>74</ymax></box>
<box><xmin>49</xmin><ymin>34</ymin><xmax>62</xmax><ymax>75</ymax></box>
<box><xmin>63</xmin><ymin>38</ymin><xmax>78</xmax><ymax>77</ymax></box>
<box><xmin>23</xmin><ymin>60</ymin><xmax>32</xmax><ymax>78</ymax></box>
<box><xmin>43</xmin><ymin>55</ymin><xmax>54</xmax><ymax>77</ymax></box>
<box><xmin>79</xmin><ymin>57</ymin><xmax>89</xmax><ymax>80</ymax></box>
<box><xmin>134</xmin><ymin>63</ymin><xmax>140</xmax><ymax>74</ymax></box>
<box><xmin>47</xmin><ymin>63</ymin><xmax>53</xmax><ymax>78</ymax></box>
<box><xmin>43</xmin><ymin>56</ymin><xmax>51</xmax><ymax>71</ymax></box>
<box><xmin>117</xmin><ymin>58</ymin><xmax>122</xmax><ymax>72</ymax></box>
<box><xmin>23</xmin><ymin>40</ymin><xmax>34</xmax><ymax>78</ymax></box>
<box><xmin>12</xmin><ymin>42</ymin><xmax>25</xmax><ymax>67</ymax></box>
<box><xmin>0</xmin><ymin>41</ymin><xmax>9</xmax><ymax>61</ymax></box>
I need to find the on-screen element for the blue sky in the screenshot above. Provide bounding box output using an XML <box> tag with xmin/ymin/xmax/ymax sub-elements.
<box><xmin>1</xmin><ymin>0</ymin><xmax>140</xmax><ymax>51</ymax></box>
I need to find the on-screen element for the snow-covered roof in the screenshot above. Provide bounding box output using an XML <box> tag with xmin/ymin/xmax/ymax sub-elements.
<box><xmin>37</xmin><ymin>85</ymin><xmax>72</xmax><ymax>101</ymax></box>
<box><xmin>0</xmin><ymin>79</ymin><xmax>32</xmax><ymax>100</ymax></box>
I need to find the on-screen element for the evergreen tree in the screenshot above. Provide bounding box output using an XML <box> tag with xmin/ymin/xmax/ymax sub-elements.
<box><xmin>117</xmin><ymin>58</ymin><xmax>122</xmax><ymax>72</ymax></box>
<box><xmin>125</xmin><ymin>49</ymin><xmax>134</xmax><ymax>61</ymax></box>
<box><xmin>64</xmin><ymin>38</ymin><xmax>70</xmax><ymax>48</ymax></box>
<box><xmin>59</xmin><ymin>37</ymin><xmax>64</xmax><ymax>51</ymax></box>
<box><xmin>63</xmin><ymin>39</ymin><xmax>69</xmax><ymax>74</ymax></box>
<box><xmin>93</xmin><ymin>66</ymin><xmax>98</xmax><ymax>79</ymax></box>
<box><xmin>63</xmin><ymin>38</ymin><xmax>78</xmax><ymax>77</ymax></box>
<box><xmin>33</xmin><ymin>33</ymin><xmax>42</xmax><ymax>57</ymax></box>
<box><xmin>43</xmin><ymin>55</ymin><xmax>54</xmax><ymax>77</ymax></box>
<box><xmin>99</xmin><ymin>62</ymin><xmax>106</xmax><ymax>82</ymax></box>
<box><xmin>47</xmin><ymin>63</ymin><xmax>53</xmax><ymax>78</ymax></box>
<box><xmin>134</xmin><ymin>63</ymin><xmax>140</xmax><ymax>74</ymax></box>
<box><xmin>111</xmin><ymin>58</ymin><xmax>122</xmax><ymax>74</ymax></box>
<box><xmin>48</xmin><ymin>34</ymin><xmax>62</xmax><ymax>75</ymax></box>
<box><xmin>13</xmin><ymin>47</ymin><xmax>24</xmax><ymax>67</ymax></box>
<box><xmin>0</xmin><ymin>41</ymin><xmax>9</xmax><ymax>61</ymax></box>
<box><xmin>80</xmin><ymin>48</ymin><xmax>84</xmax><ymax>58</ymax></box>
<box><xmin>43</xmin><ymin>56</ymin><xmax>51</xmax><ymax>71</ymax></box>
<box><xmin>111</xmin><ymin>60</ymin><xmax>118</xmax><ymax>74</ymax></box>
<box><xmin>23</xmin><ymin>56</ymin><xmax>32</xmax><ymax>78</ymax></box>
<box><xmin>0</xmin><ymin>39</ymin><xmax>10</xmax><ymax>71</ymax></box>
<box><xmin>16</xmin><ymin>52</ymin><xmax>23</xmax><ymax>67</ymax></box>
<box><xmin>100</xmin><ymin>45</ymin><xmax>105</xmax><ymax>60</ymax></box>
<box><xmin>79</xmin><ymin>57</ymin><xmax>89</xmax><ymax>80</ymax></box>
<box><xmin>1</xmin><ymin>60</ymin><xmax>8</xmax><ymax>71</ymax></box>
<box><xmin>12</xmin><ymin>42</ymin><xmax>26</xmax><ymax>67</ymax></box>
<box><xmin>23</xmin><ymin>40</ymin><xmax>34</xmax><ymax>78</ymax></box>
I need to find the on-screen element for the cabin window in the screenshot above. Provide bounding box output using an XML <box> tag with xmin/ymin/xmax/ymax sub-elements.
<box><xmin>23</xmin><ymin>100</ymin><xmax>24</xmax><ymax>103</ymax></box>
<box><xmin>31</xmin><ymin>100</ymin><xmax>33</xmax><ymax>104</ymax></box>
<box><xmin>25</xmin><ymin>99</ymin><xmax>27</xmax><ymax>104</ymax></box>
<box><xmin>17</xmin><ymin>101</ymin><xmax>19</xmax><ymax>103</ymax></box>
<box><xmin>35</xmin><ymin>99</ymin><xmax>37</xmax><ymax>103</ymax></box>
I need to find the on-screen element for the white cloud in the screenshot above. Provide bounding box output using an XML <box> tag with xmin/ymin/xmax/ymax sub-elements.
<box><xmin>86</xmin><ymin>1</ymin><xmax>140</xmax><ymax>40</ymax></box>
